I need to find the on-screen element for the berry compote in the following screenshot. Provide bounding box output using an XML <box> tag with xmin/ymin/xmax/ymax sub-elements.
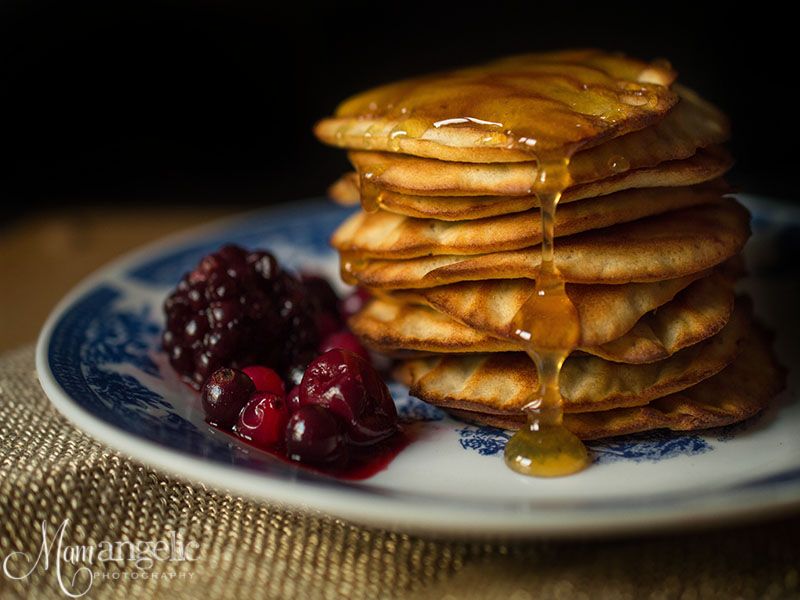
<box><xmin>164</xmin><ymin>245</ymin><xmax>408</xmax><ymax>480</ymax></box>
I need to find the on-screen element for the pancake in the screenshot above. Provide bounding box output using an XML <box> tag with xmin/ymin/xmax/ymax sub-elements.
<box><xmin>330</xmin><ymin>146</ymin><xmax>734</xmax><ymax>220</ymax></box>
<box><xmin>327</xmin><ymin>172</ymin><xmax>361</xmax><ymax>206</ymax></box>
<box><xmin>403</xmin><ymin>269</ymin><xmax>720</xmax><ymax>347</ymax></box>
<box><xmin>344</xmin><ymin>85</ymin><xmax>728</xmax><ymax>198</ymax></box>
<box><xmin>443</xmin><ymin>322</ymin><xmax>783</xmax><ymax>439</ymax></box>
<box><xmin>314</xmin><ymin>49</ymin><xmax>679</xmax><ymax>163</ymax></box>
<box><xmin>346</xmin><ymin>199</ymin><xmax>750</xmax><ymax>288</ymax></box>
<box><xmin>351</xmin><ymin>272</ymin><xmax>735</xmax><ymax>363</ymax></box>
<box><xmin>332</xmin><ymin>181</ymin><xmax>730</xmax><ymax>259</ymax></box>
<box><xmin>350</xmin><ymin>298</ymin><xmax>519</xmax><ymax>355</ymax></box>
<box><xmin>393</xmin><ymin>298</ymin><xmax>749</xmax><ymax>415</ymax></box>
<box><xmin>586</xmin><ymin>272</ymin><xmax>736</xmax><ymax>362</ymax></box>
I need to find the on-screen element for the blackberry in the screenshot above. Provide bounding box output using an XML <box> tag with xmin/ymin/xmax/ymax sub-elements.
<box><xmin>162</xmin><ymin>244</ymin><xmax>322</xmax><ymax>389</ymax></box>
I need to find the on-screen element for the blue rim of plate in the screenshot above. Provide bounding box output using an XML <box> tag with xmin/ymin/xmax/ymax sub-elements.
<box><xmin>35</xmin><ymin>194</ymin><xmax>800</xmax><ymax>537</ymax></box>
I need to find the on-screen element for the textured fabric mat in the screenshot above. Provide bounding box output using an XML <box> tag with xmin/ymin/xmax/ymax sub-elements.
<box><xmin>2</xmin><ymin>344</ymin><xmax>799</xmax><ymax>600</ymax></box>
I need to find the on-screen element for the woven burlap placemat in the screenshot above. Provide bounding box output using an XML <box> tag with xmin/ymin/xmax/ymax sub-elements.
<box><xmin>1</xmin><ymin>344</ymin><xmax>799</xmax><ymax>600</ymax></box>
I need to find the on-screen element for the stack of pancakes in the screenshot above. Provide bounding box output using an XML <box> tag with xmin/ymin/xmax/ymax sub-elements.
<box><xmin>314</xmin><ymin>50</ymin><xmax>784</xmax><ymax>441</ymax></box>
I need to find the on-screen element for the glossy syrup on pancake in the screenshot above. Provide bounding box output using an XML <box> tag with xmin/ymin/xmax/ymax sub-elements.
<box><xmin>325</xmin><ymin>50</ymin><xmax>678</xmax><ymax>162</ymax></box>
<box><xmin>340</xmin><ymin>252</ymin><xmax>367</xmax><ymax>285</ymax></box>
<box><xmin>359</xmin><ymin>168</ymin><xmax>389</xmax><ymax>214</ymax></box>
<box><xmin>339</xmin><ymin>163</ymin><xmax>388</xmax><ymax>281</ymax></box>
<box><xmin>340</xmin><ymin>171</ymin><xmax>386</xmax><ymax>281</ymax></box>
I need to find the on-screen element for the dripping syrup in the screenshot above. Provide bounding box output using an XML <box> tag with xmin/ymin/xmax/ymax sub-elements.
<box><xmin>339</xmin><ymin>251</ymin><xmax>367</xmax><ymax>286</ymax></box>
<box><xmin>359</xmin><ymin>175</ymin><xmax>387</xmax><ymax>214</ymax></box>
<box><xmin>504</xmin><ymin>157</ymin><xmax>591</xmax><ymax>477</ymax></box>
<box><xmin>340</xmin><ymin>168</ymin><xmax>390</xmax><ymax>285</ymax></box>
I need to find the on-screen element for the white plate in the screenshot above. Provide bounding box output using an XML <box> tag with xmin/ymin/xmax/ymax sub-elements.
<box><xmin>36</xmin><ymin>195</ymin><xmax>800</xmax><ymax>537</ymax></box>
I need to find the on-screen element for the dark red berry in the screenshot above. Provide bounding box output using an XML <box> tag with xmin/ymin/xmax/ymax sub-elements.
<box><xmin>285</xmin><ymin>405</ymin><xmax>348</xmax><ymax>465</ymax></box>
<box><xmin>286</xmin><ymin>385</ymin><xmax>302</xmax><ymax>414</ymax></box>
<box><xmin>248</xmin><ymin>251</ymin><xmax>280</xmax><ymax>282</ymax></box>
<box><xmin>201</xmin><ymin>367</ymin><xmax>255</xmax><ymax>427</ymax></box>
<box><xmin>319</xmin><ymin>330</ymin><xmax>371</xmax><ymax>363</ymax></box>
<box><xmin>161</xmin><ymin>245</ymin><xmax>321</xmax><ymax>388</ymax></box>
<box><xmin>299</xmin><ymin>349</ymin><xmax>397</xmax><ymax>445</ymax></box>
<box><xmin>236</xmin><ymin>392</ymin><xmax>289</xmax><ymax>448</ymax></box>
<box><xmin>302</xmin><ymin>273</ymin><xmax>344</xmax><ymax>342</ymax></box>
<box><xmin>242</xmin><ymin>366</ymin><xmax>286</xmax><ymax>396</ymax></box>
<box><xmin>301</xmin><ymin>274</ymin><xmax>341</xmax><ymax>316</ymax></box>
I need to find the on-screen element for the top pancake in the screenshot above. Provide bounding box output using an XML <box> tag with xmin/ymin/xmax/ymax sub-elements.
<box><xmin>344</xmin><ymin>85</ymin><xmax>729</xmax><ymax>198</ymax></box>
<box><xmin>315</xmin><ymin>49</ymin><xmax>678</xmax><ymax>163</ymax></box>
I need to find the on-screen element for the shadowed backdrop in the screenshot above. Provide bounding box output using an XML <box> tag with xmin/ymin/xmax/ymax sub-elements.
<box><xmin>1</xmin><ymin>0</ymin><xmax>791</xmax><ymax>226</ymax></box>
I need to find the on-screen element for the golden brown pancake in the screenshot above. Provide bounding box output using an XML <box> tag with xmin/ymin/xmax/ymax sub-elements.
<box><xmin>327</xmin><ymin>172</ymin><xmax>361</xmax><ymax>206</ymax></box>
<box><xmin>351</xmin><ymin>272</ymin><xmax>735</xmax><ymax>363</ymax></box>
<box><xmin>585</xmin><ymin>272</ymin><xmax>736</xmax><ymax>362</ymax></box>
<box><xmin>346</xmin><ymin>199</ymin><xmax>750</xmax><ymax>288</ymax></box>
<box><xmin>393</xmin><ymin>260</ymin><xmax>740</xmax><ymax>350</ymax></box>
<box><xmin>393</xmin><ymin>298</ymin><xmax>749</xmax><ymax>416</ymax></box>
<box><xmin>442</xmin><ymin>322</ymin><xmax>784</xmax><ymax>439</ymax></box>
<box><xmin>330</xmin><ymin>146</ymin><xmax>734</xmax><ymax>220</ymax></box>
<box><xmin>350</xmin><ymin>298</ymin><xmax>519</xmax><ymax>355</ymax></box>
<box><xmin>343</xmin><ymin>85</ymin><xmax>728</xmax><ymax>199</ymax></box>
<box><xmin>332</xmin><ymin>182</ymin><xmax>730</xmax><ymax>259</ymax></box>
<box><xmin>314</xmin><ymin>49</ymin><xmax>679</xmax><ymax>163</ymax></box>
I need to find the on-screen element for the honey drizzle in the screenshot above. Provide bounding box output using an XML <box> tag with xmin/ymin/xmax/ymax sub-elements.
<box><xmin>359</xmin><ymin>176</ymin><xmax>386</xmax><ymax>214</ymax></box>
<box><xmin>339</xmin><ymin>251</ymin><xmax>367</xmax><ymax>286</ymax></box>
<box><xmin>504</xmin><ymin>156</ymin><xmax>590</xmax><ymax>477</ymax></box>
<box><xmin>359</xmin><ymin>165</ymin><xmax>389</xmax><ymax>214</ymax></box>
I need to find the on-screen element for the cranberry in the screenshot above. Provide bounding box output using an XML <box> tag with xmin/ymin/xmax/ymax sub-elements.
<box><xmin>285</xmin><ymin>405</ymin><xmax>348</xmax><ymax>465</ymax></box>
<box><xmin>201</xmin><ymin>367</ymin><xmax>255</xmax><ymax>427</ymax></box>
<box><xmin>299</xmin><ymin>349</ymin><xmax>397</xmax><ymax>445</ymax></box>
<box><xmin>236</xmin><ymin>392</ymin><xmax>289</xmax><ymax>448</ymax></box>
<box><xmin>286</xmin><ymin>384</ymin><xmax>302</xmax><ymax>414</ymax></box>
<box><xmin>319</xmin><ymin>330</ymin><xmax>371</xmax><ymax>363</ymax></box>
<box><xmin>242</xmin><ymin>366</ymin><xmax>286</xmax><ymax>396</ymax></box>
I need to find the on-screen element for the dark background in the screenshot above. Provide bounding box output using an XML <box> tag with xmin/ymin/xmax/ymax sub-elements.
<box><xmin>1</xmin><ymin>0</ymin><xmax>793</xmax><ymax>227</ymax></box>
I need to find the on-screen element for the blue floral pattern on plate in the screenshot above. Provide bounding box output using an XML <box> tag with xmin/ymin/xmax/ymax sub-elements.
<box><xmin>456</xmin><ymin>425</ymin><xmax>714</xmax><ymax>464</ymax></box>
